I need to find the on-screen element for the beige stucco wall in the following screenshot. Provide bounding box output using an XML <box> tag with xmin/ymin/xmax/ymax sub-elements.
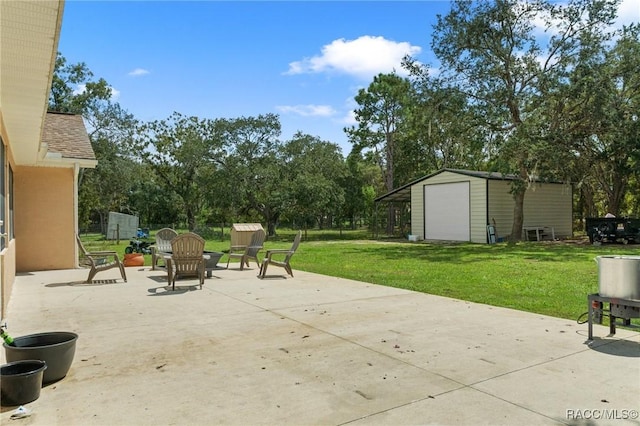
<box><xmin>1</xmin><ymin>240</ymin><xmax>16</xmax><ymax>321</ymax></box>
<box><xmin>1</xmin><ymin>119</ymin><xmax>15</xmax><ymax>320</ymax></box>
<box><xmin>14</xmin><ymin>166</ymin><xmax>76</xmax><ymax>271</ymax></box>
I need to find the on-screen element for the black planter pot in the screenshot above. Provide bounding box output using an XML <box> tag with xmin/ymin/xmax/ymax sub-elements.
<box><xmin>4</xmin><ymin>331</ymin><xmax>78</xmax><ymax>384</ymax></box>
<box><xmin>0</xmin><ymin>360</ymin><xmax>47</xmax><ymax>406</ymax></box>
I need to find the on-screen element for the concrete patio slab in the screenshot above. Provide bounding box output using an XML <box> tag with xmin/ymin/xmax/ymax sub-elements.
<box><xmin>473</xmin><ymin>338</ymin><xmax>640</xmax><ymax>423</ymax></box>
<box><xmin>348</xmin><ymin>386</ymin><xmax>561</xmax><ymax>425</ymax></box>
<box><xmin>1</xmin><ymin>265</ymin><xmax>638</xmax><ymax>425</ymax></box>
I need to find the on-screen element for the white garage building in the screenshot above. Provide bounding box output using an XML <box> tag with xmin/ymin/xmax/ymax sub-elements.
<box><xmin>376</xmin><ymin>169</ymin><xmax>573</xmax><ymax>243</ymax></box>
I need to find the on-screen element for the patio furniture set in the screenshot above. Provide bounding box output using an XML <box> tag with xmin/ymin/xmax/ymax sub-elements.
<box><xmin>76</xmin><ymin>228</ymin><xmax>302</xmax><ymax>289</ymax></box>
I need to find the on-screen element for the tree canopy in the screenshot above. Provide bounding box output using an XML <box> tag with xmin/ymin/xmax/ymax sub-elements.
<box><xmin>53</xmin><ymin>0</ymin><xmax>639</xmax><ymax>239</ymax></box>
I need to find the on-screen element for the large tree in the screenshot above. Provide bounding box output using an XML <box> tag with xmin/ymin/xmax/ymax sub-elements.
<box><xmin>281</xmin><ymin>133</ymin><xmax>347</xmax><ymax>234</ymax></box>
<box><xmin>346</xmin><ymin>73</ymin><xmax>412</xmax><ymax>234</ymax></box>
<box><xmin>80</xmin><ymin>102</ymin><xmax>140</xmax><ymax>232</ymax></box>
<box><xmin>431</xmin><ymin>0</ymin><xmax>619</xmax><ymax>241</ymax></box>
<box><xmin>49</xmin><ymin>53</ymin><xmax>112</xmax><ymax>114</ymax></box>
<box><xmin>401</xmin><ymin>59</ymin><xmax>489</xmax><ymax>177</ymax></box>
<box><xmin>49</xmin><ymin>53</ymin><xmax>141</xmax><ymax>233</ymax></box>
<box><xmin>213</xmin><ymin>114</ymin><xmax>284</xmax><ymax>235</ymax></box>
<box><xmin>341</xmin><ymin>152</ymin><xmax>384</xmax><ymax>230</ymax></box>
<box><xmin>556</xmin><ymin>23</ymin><xmax>640</xmax><ymax>217</ymax></box>
<box><xmin>137</xmin><ymin>113</ymin><xmax>224</xmax><ymax>231</ymax></box>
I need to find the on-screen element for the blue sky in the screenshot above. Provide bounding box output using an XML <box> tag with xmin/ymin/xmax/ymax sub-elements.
<box><xmin>57</xmin><ymin>1</ymin><xmax>638</xmax><ymax>156</ymax></box>
<box><xmin>57</xmin><ymin>1</ymin><xmax>450</xmax><ymax>154</ymax></box>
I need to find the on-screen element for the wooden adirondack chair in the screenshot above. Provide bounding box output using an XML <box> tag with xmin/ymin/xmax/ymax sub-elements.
<box><xmin>167</xmin><ymin>232</ymin><xmax>205</xmax><ymax>290</ymax></box>
<box><xmin>258</xmin><ymin>230</ymin><xmax>302</xmax><ymax>278</ymax></box>
<box><xmin>226</xmin><ymin>229</ymin><xmax>266</xmax><ymax>270</ymax></box>
<box><xmin>151</xmin><ymin>228</ymin><xmax>178</xmax><ymax>270</ymax></box>
<box><xmin>76</xmin><ymin>235</ymin><xmax>127</xmax><ymax>283</ymax></box>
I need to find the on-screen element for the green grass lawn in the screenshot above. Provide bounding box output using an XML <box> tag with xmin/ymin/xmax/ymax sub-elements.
<box><xmin>80</xmin><ymin>230</ymin><xmax>640</xmax><ymax>323</ymax></box>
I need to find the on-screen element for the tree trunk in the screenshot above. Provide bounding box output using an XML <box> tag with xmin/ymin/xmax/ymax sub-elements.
<box><xmin>186</xmin><ymin>208</ymin><xmax>196</xmax><ymax>232</ymax></box>
<box><xmin>267</xmin><ymin>221</ymin><xmax>276</xmax><ymax>237</ymax></box>
<box><xmin>579</xmin><ymin>184</ymin><xmax>597</xmax><ymax>218</ymax></box>
<box><xmin>605</xmin><ymin>175</ymin><xmax>626</xmax><ymax>216</ymax></box>
<box><xmin>99</xmin><ymin>211</ymin><xmax>107</xmax><ymax>236</ymax></box>
<box><xmin>265</xmin><ymin>210</ymin><xmax>280</xmax><ymax>237</ymax></box>
<box><xmin>509</xmin><ymin>187</ymin><xmax>526</xmax><ymax>243</ymax></box>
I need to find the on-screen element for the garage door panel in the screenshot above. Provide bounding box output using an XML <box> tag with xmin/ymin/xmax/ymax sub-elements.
<box><xmin>424</xmin><ymin>182</ymin><xmax>470</xmax><ymax>241</ymax></box>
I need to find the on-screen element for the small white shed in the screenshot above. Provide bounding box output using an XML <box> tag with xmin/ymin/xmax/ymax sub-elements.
<box><xmin>376</xmin><ymin>169</ymin><xmax>573</xmax><ymax>243</ymax></box>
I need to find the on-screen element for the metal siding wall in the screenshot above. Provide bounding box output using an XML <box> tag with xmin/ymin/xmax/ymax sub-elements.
<box><xmin>523</xmin><ymin>183</ymin><xmax>573</xmax><ymax>237</ymax></box>
<box><xmin>469</xmin><ymin>178</ymin><xmax>487</xmax><ymax>243</ymax></box>
<box><xmin>488</xmin><ymin>180</ymin><xmax>573</xmax><ymax>239</ymax></box>
<box><xmin>411</xmin><ymin>171</ymin><xmax>487</xmax><ymax>243</ymax></box>
<box><xmin>410</xmin><ymin>184</ymin><xmax>424</xmax><ymax>239</ymax></box>
<box><xmin>488</xmin><ymin>180</ymin><xmax>515</xmax><ymax>240</ymax></box>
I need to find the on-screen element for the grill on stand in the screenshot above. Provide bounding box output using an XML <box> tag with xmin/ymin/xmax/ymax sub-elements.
<box><xmin>588</xmin><ymin>256</ymin><xmax>640</xmax><ymax>340</ymax></box>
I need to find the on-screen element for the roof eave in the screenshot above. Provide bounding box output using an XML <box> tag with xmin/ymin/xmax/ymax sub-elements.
<box><xmin>36</xmin><ymin>157</ymin><xmax>98</xmax><ymax>169</ymax></box>
<box><xmin>1</xmin><ymin>0</ymin><xmax>65</xmax><ymax>166</ymax></box>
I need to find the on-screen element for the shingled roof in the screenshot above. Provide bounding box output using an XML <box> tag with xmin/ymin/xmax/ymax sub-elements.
<box><xmin>41</xmin><ymin>111</ymin><xmax>96</xmax><ymax>161</ymax></box>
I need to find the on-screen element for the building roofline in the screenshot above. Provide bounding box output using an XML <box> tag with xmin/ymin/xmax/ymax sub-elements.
<box><xmin>375</xmin><ymin>168</ymin><xmax>568</xmax><ymax>203</ymax></box>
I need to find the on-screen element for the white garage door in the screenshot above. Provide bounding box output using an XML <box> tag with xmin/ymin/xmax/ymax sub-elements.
<box><xmin>424</xmin><ymin>181</ymin><xmax>470</xmax><ymax>241</ymax></box>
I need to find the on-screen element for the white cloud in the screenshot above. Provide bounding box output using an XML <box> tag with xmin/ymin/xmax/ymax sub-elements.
<box><xmin>530</xmin><ymin>4</ymin><xmax>557</xmax><ymax>37</ymax></box>
<box><xmin>72</xmin><ymin>83</ymin><xmax>86</xmax><ymax>96</ymax></box>
<box><xmin>128</xmin><ymin>68</ymin><xmax>150</xmax><ymax>77</ymax></box>
<box><xmin>340</xmin><ymin>109</ymin><xmax>357</xmax><ymax>126</ymax></box>
<box><xmin>276</xmin><ymin>104</ymin><xmax>337</xmax><ymax>117</ymax></box>
<box><xmin>340</xmin><ymin>95</ymin><xmax>359</xmax><ymax>126</ymax></box>
<box><xmin>110</xmin><ymin>87</ymin><xmax>121</xmax><ymax>100</ymax></box>
<box><xmin>285</xmin><ymin>35</ymin><xmax>421</xmax><ymax>80</ymax></box>
<box><xmin>614</xmin><ymin>0</ymin><xmax>639</xmax><ymax>28</ymax></box>
<box><xmin>72</xmin><ymin>83</ymin><xmax>120</xmax><ymax>101</ymax></box>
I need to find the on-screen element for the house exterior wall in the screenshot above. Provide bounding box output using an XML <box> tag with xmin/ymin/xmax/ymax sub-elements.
<box><xmin>1</xmin><ymin>0</ymin><xmax>68</xmax><ymax>320</ymax></box>
<box><xmin>15</xmin><ymin>166</ymin><xmax>76</xmax><ymax>271</ymax></box>
<box><xmin>411</xmin><ymin>170</ymin><xmax>488</xmax><ymax>243</ymax></box>
<box><xmin>1</xmin><ymin>121</ymin><xmax>16</xmax><ymax>320</ymax></box>
<box><xmin>1</xmin><ymin>239</ymin><xmax>16</xmax><ymax>324</ymax></box>
<box><xmin>488</xmin><ymin>180</ymin><xmax>573</xmax><ymax>240</ymax></box>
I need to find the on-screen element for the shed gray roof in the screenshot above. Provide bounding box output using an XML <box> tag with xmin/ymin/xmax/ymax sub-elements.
<box><xmin>41</xmin><ymin>111</ymin><xmax>96</xmax><ymax>161</ymax></box>
<box><xmin>375</xmin><ymin>168</ymin><xmax>518</xmax><ymax>203</ymax></box>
